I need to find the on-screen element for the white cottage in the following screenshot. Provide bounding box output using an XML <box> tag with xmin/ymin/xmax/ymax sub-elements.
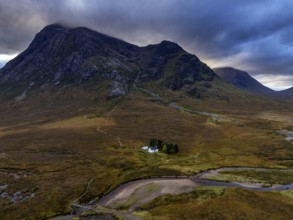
<box><xmin>148</xmin><ymin>146</ymin><xmax>158</xmax><ymax>153</ymax></box>
<box><xmin>141</xmin><ymin>146</ymin><xmax>148</xmax><ymax>150</ymax></box>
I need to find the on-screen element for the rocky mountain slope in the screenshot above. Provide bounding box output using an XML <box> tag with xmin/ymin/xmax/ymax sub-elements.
<box><xmin>0</xmin><ymin>24</ymin><xmax>217</xmax><ymax>100</ymax></box>
<box><xmin>213</xmin><ymin>67</ymin><xmax>276</xmax><ymax>97</ymax></box>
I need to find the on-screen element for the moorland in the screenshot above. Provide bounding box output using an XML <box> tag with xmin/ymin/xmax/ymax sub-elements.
<box><xmin>0</xmin><ymin>24</ymin><xmax>292</xmax><ymax>220</ymax></box>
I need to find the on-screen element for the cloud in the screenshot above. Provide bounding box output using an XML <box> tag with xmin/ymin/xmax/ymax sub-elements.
<box><xmin>0</xmin><ymin>0</ymin><xmax>47</xmax><ymax>54</ymax></box>
<box><xmin>253</xmin><ymin>74</ymin><xmax>293</xmax><ymax>91</ymax></box>
<box><xmin>0</xmin><ymin>0</ymin><xmax>293</xmax><ymax>88</ymax></box>
<box><xmin>0</xmin><ymin>53</ymin><xmax>17</xmax><ymax>67</ymax></box>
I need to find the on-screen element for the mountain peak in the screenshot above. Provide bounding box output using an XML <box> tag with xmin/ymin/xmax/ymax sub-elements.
<box><xmin>157</xmin><ymin>40</ymin><xmax>183</xmax><ymax>54</ymax></box>
<box><xmin>35</xmin><ymin>23</ymin><xmax>70</xmax><ymax>40</ymax></box>
<box><xmin>42</xmin><ymin>23</ymin><xmax>68</xmax><ymax>30</ymax></box>
<box><xmin>159</xmin><ymin>40</ymin><xmax>181</xmax><ymax>47</ymax></box>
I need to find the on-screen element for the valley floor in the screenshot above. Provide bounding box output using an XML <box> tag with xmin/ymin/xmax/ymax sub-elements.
<box><xmin>0</xmin><ymin>88</ymin><xmax>293</xmax><ymax>219</ymax></box>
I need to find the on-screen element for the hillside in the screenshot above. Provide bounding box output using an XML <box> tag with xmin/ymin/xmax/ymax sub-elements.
<box><xmin>213</xmin><ymin>67</ymin><xmax>277</xmax><ymax>97</ymax></box>
<box><xmin>278</xmin><ymin>87</ymin><xmax>293</xmax><ymax>99</ymax></box>
<box><xmin>0</xmin><ymin>24</ymin><xmax>281</xmax><ymax>129</ymax></box>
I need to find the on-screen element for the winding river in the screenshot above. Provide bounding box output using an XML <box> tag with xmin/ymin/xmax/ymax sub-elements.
<box><xmin>49</xmin><ymin>131</ymin><xmax>293</xmax><ymax>219</ymax></box>
<box><xmin>49</xmin><ymin>166</ymin><xmax>293</xmax><ymax>220</ymax></box>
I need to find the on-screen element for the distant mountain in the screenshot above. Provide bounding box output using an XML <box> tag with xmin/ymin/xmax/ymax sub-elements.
<box><xmin>278</xmin><ymin>87</ymin><xmax>293</xmax><ymax>99</ymax></box>
<box><xmin>213</xmin><ymin>67</ymin><xmax>277</xmax><ymax>97</ymax></box>
<box><xmin>0</xmin><ymin>24</ymin><xmax>217</xmax><ymax>100</ymax></box>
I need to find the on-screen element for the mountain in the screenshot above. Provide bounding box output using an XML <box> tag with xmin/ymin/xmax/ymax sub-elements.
<box><xmin>0</xmin><ymin>24</ymin><xmax>217</xmax><ymax>100</ymax></box>
<box><xmin>278</xmin><ymin>87</ymin><xmax>293</xmax><ymax>99</ymax></box>
<box><xmin>213</xmin><ymin>67</ymin><xmax>276</xmax><ymax>97</ymax></box>
<box><xmin>0</xmin><ymin>24</ymin><xmax>277</xmax><ymax>125</ymax></box>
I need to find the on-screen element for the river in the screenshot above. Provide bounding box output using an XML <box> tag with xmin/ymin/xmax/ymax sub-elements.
<box><xmin>49</xmin><ymin>166</ymin><xmax>293</xmax><ymax>220</ymax></box>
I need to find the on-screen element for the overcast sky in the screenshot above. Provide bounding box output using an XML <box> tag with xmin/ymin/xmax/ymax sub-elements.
<box><xmin>1</xmin><ymin>0</ymin><xmax>293</xmax><ymax>90</ymax></box>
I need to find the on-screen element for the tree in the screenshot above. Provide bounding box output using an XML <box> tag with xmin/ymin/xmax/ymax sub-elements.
<box><xmin>162</xmin><ymin>144</ymin><xmax>167</xmax><ymax>153</ymax></box>
<box><xmin>149</xmin><ymin>138</ymin><xmax>157</xmax><ymax>147</ymax></box>
<box><xmin>157</xmin><ymin>139</ymin><xmax>164</xmax><ymax>150</ymax></box>
<box><xmin>166</xmin><ymin>143</ymin><xmax>172</xmax><ymax>154</ymax></box>
<box><xmin>149</xmin><ymin>139</ymin><xmax>179</xmax><ymax>154</ymax></box>
<box><xmin>165</xmin><ymin>143</ymin><xmax>179</xmax><ymax>154</ymax></box>
<box><xmin>173</xmin><ymin>144</ymin><xmax>179</xmax><ymax>154</ymax></box>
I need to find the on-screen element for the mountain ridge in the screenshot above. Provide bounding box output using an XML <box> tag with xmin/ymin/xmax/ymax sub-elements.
<box><xmin>1</xmin><ymin>24</ymin><xmax>291</xmax><ymax>103</ymax></box>
<box><xmin>0</xmin><ymin>23</ymin><xmax>204</xmax><ymax>83</ymax></box>
<box><xmin>1</xmin><ymin>23</ymin><xmax>288</xmax><ymax>110</ymax></box>
<box><xmin>213</xmin><ymin>67</ymin><xmax>293</xmax><ymax>100</ymax></box>
<box><xmin>0</xmin><ymin>23</ymin><xmax>223</xmax><ymax>101</ymax></box>
<box><xmin>212</xmin><ymin>67</ymin><xmax>293</xmax><ymax>100</ymax></box>
<box><xmin>213</xmin><ymin>67</ymin><xmax>277</xmax><ymax>97</ymax></box>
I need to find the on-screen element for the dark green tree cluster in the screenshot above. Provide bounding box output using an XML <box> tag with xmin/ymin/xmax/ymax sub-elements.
<box><xmin>165</xmin><ymin>143</ymin><xmax>179</xmax><ymax>154</ymax></box>
<box><xmin>149</xmin><ymin>138</ymin><xmax>165</xmax><ymax>150</ymax></box>
<box><xmin>149</xmin><ymin>138</ymin><xmax>179</xmax><ymax>154</ymax></box>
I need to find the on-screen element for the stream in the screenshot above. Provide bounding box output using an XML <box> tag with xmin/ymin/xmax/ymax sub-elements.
<box><xmin>49</xmin><ymin>166</ymin><xmax>293</xmax><ymax>220</ymax></box>
<box><xmin>48</xmin><ymin>125</ymin><xmax>293</xmax><ymax>219</ymax></box>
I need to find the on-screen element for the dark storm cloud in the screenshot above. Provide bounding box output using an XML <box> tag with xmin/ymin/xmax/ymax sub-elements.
<box><xmin>0</xmin><ymin>0</ymin><xmax>43</xmax><ymax>53</ymax></box>
<box><xmin>1</xmin><ymin>0</ymin><xmax>293</xmax><ymax>89</ymax></box>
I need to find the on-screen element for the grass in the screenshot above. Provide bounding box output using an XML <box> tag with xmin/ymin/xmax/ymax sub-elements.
<box><xmin>76</xmin><ymin>209</ymin><xmax>125</xmax><ymax>220</ymax></box>
<box><xmin>0</xmin><ymin>85</ymin><xmax>292</xmax><ymax>219</ymax></box>
<box><xmin>208</xmin><ymin>169</ymin><xmax>293</xmax><ymax>185</ymax></box>
<box><xmin>277</xmin><ymin>190</ymin><xmax>293</xmax><ymax>199</ymax></box>
<box><xmin>137</xmin><ymin>187</ymin><xmax>293</xmax><ymax>220</ymax></box>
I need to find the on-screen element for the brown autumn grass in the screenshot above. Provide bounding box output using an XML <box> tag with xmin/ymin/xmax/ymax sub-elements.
<box><xmin>0</xmin><ymin>85</ymin><xmax>292</xmax><ymax>219</ymax></box>
<box><xmin>138</xmin><ymin>187</ymin><xmax>293</xmax><ymax>220</ymax></box>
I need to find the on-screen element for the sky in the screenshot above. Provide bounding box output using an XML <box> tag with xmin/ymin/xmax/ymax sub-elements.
<box><xmin>0</xmin><ymin>0</ymin><xmax>293</xmax><ymax>90</ymax></box>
